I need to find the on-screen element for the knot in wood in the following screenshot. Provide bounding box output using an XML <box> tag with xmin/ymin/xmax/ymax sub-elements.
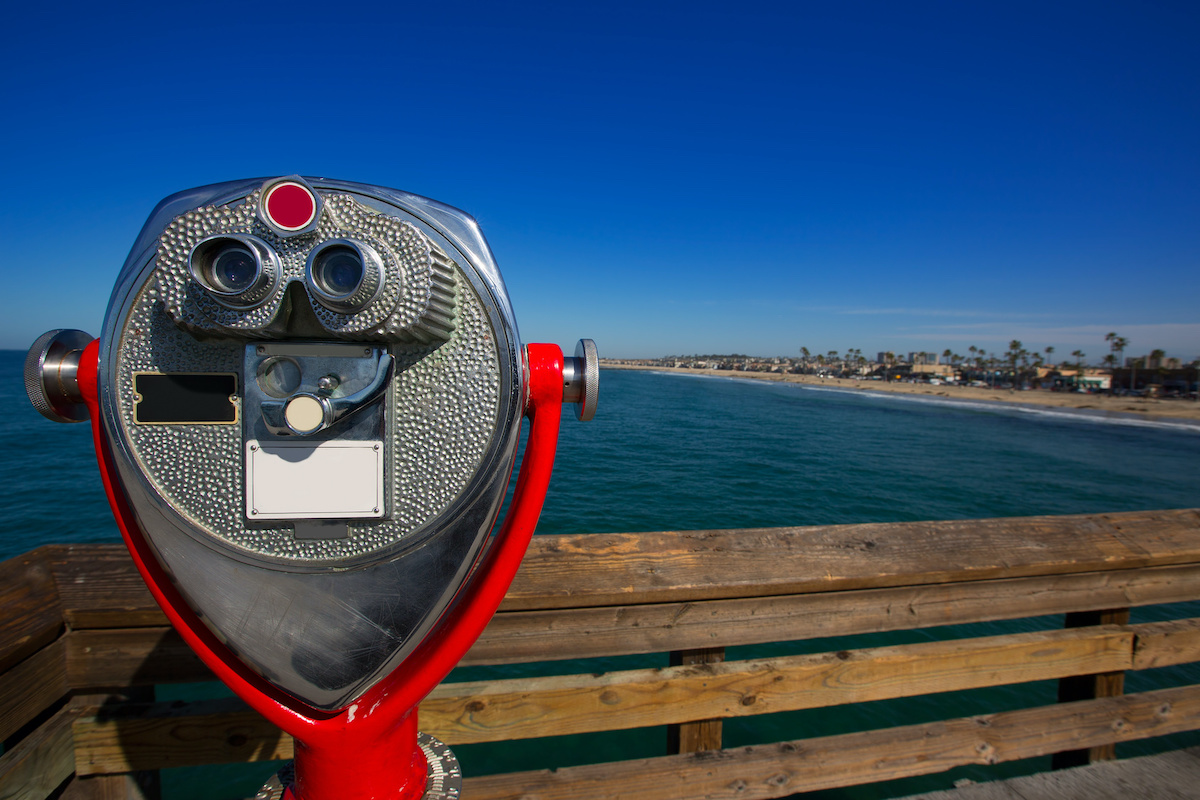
<box><xmin>766</xmin><ymin>772</ymin><xmax>790</xmax><ymax>787</ymax></box>
<box><xmin>465</xmin><ymin>700</ymin><xmax>486</xmax><ymax>714</ymax></box>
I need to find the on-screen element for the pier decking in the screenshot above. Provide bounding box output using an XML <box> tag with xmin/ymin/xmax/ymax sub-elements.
<box><xmin>903</xmin><ymin>746</ymin><xmax>1200</xmax><ymax>799</ymax></box>
<box><xmin>3</xmin><ymin>507</ymin><xmax>1200</xmax><ymax>799</ymax></box>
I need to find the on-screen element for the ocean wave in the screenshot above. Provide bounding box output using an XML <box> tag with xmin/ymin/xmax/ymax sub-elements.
<box><xmin>793</xmin><ymin>383</ymin><xmax>1200</xmax><ymax>434</ymax></box>
<box><xmin>645</xmin><ymin>369</ymin><xmax>1200</xmax><ymax>434</ymax></box>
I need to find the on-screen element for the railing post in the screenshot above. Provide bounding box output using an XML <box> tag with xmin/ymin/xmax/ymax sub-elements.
<box><xmin>666</xmin><ymin>647</ymin><xmax>725</xmax><ymax>754</ymax></box>
<box><xmin>1051</xmin><ymin>607</ymin><xmax>1130</xmax><ymax>769</ymax></box>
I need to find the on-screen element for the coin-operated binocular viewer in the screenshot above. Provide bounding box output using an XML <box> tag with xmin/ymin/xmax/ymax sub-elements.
<box><xmin>25</xmin><ymin>177</ymin><xmax>598</xmax><ymax>800</ymax></box>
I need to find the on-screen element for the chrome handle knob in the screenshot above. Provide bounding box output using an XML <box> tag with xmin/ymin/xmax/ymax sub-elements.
<box><xmin>25</xmin><ymin>329</ymin><xmax>94</xmax><ymax>423</ymax></box>
<box><xmin>562</xmin><ymin>338</ymin><xmax>599</xmax><ymax>422</ymax></box>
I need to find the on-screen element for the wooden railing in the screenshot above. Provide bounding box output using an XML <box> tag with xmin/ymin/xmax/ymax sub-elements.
<box><xmin>3</xmin><ymin>508</ymin><xmax>1200</xmax><ymax>799</ymax></box>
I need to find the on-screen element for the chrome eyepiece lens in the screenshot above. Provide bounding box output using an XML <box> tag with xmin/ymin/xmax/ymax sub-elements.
<box><xmin>314</xmin><ymin>246</ymin><xmax>364</xmax><ymax>296</ymax></box>
<box><xmin>306</xmin><ymin>239</ymin><xmax>384</xmax><ymax>313</ymax></box>
<box><xmin>188</xmin><ymin>235</ymin><xmax>280</xmax><ymax>309</ymax></box>
<box><xmin>211</xmin><ymin>246</ymin><xmax>258</xmax><ymax>293</ymax></box>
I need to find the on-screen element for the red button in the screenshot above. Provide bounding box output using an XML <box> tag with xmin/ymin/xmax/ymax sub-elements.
<box><xmin>265</xmin><ymin>181</ymin><xmax>317</xmax><ymax>230</ymax></box>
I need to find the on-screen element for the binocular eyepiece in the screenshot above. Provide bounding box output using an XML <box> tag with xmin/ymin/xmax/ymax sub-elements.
<box><xmin>26</xmin><ymin>176</ymin><xmax>598</xmax><ymax>800</ymax></box>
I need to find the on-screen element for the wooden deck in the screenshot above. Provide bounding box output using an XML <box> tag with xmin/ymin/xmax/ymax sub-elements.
<box><xmin>903</xmin><ymin>746</ymin><xmax>1200</xmax><ymax>799</ymax></box>
<box><xmin>3</xmin><ymin>507</ymin><xmax>1200</xmax><ymax>799</ymax></box>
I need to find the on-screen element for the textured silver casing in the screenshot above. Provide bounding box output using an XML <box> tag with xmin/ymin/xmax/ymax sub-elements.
<box><xmin>97</xmin><ymin>178</ymin><xmax>524</xmax><ymax>710</ymax></box>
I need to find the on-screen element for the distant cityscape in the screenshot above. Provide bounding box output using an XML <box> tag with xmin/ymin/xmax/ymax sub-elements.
<box><xmin>602</xmin><ymin>338</ymin><xmax>1200</xmax><ymax>396</ymax></box>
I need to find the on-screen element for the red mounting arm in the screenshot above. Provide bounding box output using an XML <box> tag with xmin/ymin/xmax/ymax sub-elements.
<box><xmin>78</xmin><ymin>340</ymin><xmax>567</xmax><ymax>800</ymax></box>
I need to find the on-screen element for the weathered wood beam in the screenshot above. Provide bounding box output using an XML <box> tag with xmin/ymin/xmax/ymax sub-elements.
<box><xmin>471</xmin><ymin>562</ymin><xmax>1200</xmax><ymax>665</ymax></box>
<box><xmin>666</xmin><ymin>647</ymin><xmax>725</xmax><ymax>754</ymax></box>
<box><xmin>0</xmin><ymin>548</ymin><xmax>63</xmax><ymax>673</ymax></box>
<box><xmin>1133</xmin><ymin>617</ymin><xmax>1200</xmax><ymax>669</ymax></box>
<box><xmin>72</xmin><ymin>623</ymin><xmax>1139</xmax><ymax>773</ymax></box>
<box><xmin>72</xmin><ymin>698</ymin><xmax>290</xmax><ymax>777</ymax></box>
<box><xmin>60</xmin><ymin>563</ymin><xmax>1200</xmax><ymax>686</ymax></box>
<box><xmin>421</xmin><ymin>626</ymin><xmax>1133</xmax><ymax>744</ymax></box>
<box><xmin>0</xmin><ymin>639</ymin><xmax>68</xmax><ymax>743</ymax></box>
<box><xmin>502</xmin><ymin>508</ymin><xmax>1200</xmax><ymax>610</ymax></box>
<box><xmin>461</xmin><ymin>685</ymin><xmax>1200</xmax><ymax>800</ymax></box>
<box><xmin>1053</xmin><ymin>608</ymin><xmax>1131</xmax><ymax>767</ymax></box>
<box><xmin>0</xmin><ymin>704</ymin><xmax>76</xmax><ymax>800</ymax></box>
<box><xmin>34</xmin><ymin>510</ymin><xmax>1200</xmax><ymax>632</ymax></box>
<box><xmin>39</xmin><ymin>546</ymin><xmax>163</xmax><ymax>630</ymax></box>
<box><xmin>65</xmin><ymin>628</ymin><xmax>208</xmax><ymax>689</ymax></box>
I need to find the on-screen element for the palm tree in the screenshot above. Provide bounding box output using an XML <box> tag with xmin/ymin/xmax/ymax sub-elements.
<box><xmin>1071</xmin><ymin>350</ymin><xmax>1086</xmax><ymax>391</ymax></box>
<box><xmin>1105</xmin><ymin>333</ymin><xmax>1128</xmax><ymax>393</ymax></box>
<box><xmin>1006</xmin><ymin>340</ymin><xmax>1025</xmax><ymax>389</ymax></box>
<box><xmin>1150</xmin><ymin>348</ymin><xmax>1167</xmax><ymax>392</ymax></box>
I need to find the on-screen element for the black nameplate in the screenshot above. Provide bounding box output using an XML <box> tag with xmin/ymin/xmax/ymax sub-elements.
<box><xmin>134</xmin><ymin>373</ymin><xmax>238</xmax><ymax>424</ymax></box>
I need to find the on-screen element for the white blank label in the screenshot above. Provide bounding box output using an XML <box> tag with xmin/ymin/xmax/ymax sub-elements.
<box><xmin>247</xmin><ymin>440</ymin><xmax>384</xmax><ymax>520</ymax></box>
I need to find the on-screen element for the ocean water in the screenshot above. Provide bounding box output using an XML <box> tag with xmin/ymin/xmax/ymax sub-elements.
<box><xmin>5</xmin><ymin>354</ymin><xmax>1200</xmax><ymax>797</ymax></box>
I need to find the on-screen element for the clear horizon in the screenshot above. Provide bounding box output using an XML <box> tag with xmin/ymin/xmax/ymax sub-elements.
<box><xmin>2</xmin><ymin>2</ymin><xmax>1197</xmax><ymax>361</ymax></box>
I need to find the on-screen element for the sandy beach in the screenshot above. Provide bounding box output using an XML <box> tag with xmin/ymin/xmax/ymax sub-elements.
<box><xmin>603</xmin><ymin>363</ymin><xmax>1200</xmax><ymax>424</ymax></box>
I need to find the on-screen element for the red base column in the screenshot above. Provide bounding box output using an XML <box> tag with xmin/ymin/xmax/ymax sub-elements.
<box><xmin>287</xmin><ymin>711</ymin><xmax>428</xmax><ymax>800</ymax></box>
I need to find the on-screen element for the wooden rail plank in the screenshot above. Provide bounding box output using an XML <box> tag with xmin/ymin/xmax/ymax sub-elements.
<box><xmin>1133</xmin><ymin>617</ymin><xmax>1200</xmax><ymax>670</ymax></box>
<box><xmin>41</xmin><ymin>545</ymin><xmax>164</xmax><ymax>630</ymax></box>
<box><xmin>39</xmin><ymin>510</ymin><xmax>1200</xmax><ymax>627</ymax></box>
<box><xmin>0</xmin><ymin>548</ymin><xmax>63</xmax><ymax>674</ymax></box>
<box><xmin>72</xmin><ymin>698</ymin><xmax>290</xmax><ymax>776</ymax></box>
<box><xmin>56</xmin><ymin>564</ymin><xmax>1200</xmax><ymax>686</ymax></box>
<box><xmin>0</xmin><ymin>704</ymin><xmax>76</xmax><ymax>800</ymax></box>
<box><xmin>472</xmin><ymin>563</ymin><xmax>1200</xmax><ymax>665</ymax></box>
<box><xmin>65</xmin><ymin>628</ymin><xmax>209</xmax><ymax>688</ymax></box>
<box><xmin>0</xmin><ymin>638</ymin><xmax>69</xmax><ymax>743</ymax></box>
<box><xmin>72</xmin><ymin>625</ymin><xmax>1135</xmax><ymax>772</ymax></box>
<box><xmin>502</xmin><ymin>509</ymin><xmax>1200</xmax><ymax>610</ymax></box>
<box><xmin>422</xmin><ymin>627</ymin><xmax>1133</xmax><ymax>744</ymax></box>
<box><xmin>461</xmin><ymin>685</ymin><xmax>1200</xmax><ymax>800</ymax></box>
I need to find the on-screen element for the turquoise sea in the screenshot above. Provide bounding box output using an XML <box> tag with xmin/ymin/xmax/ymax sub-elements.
<box><xmin>4</xmin><ymin>353</ymin><xmax>1200</xmax><ymax>798</ymax></box>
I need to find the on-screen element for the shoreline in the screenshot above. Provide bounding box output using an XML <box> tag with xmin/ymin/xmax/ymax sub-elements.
<box><xmin>602</xmin><ymin>364</ymin><xmax>1200</xmax><ymax>425</ymax></box>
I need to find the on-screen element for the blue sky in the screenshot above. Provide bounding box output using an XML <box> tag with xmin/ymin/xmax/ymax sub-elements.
<box><xmin>1</xmin><ymin>1</ymin><xmax>1197</xmax><ymax>362</ymax></box>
